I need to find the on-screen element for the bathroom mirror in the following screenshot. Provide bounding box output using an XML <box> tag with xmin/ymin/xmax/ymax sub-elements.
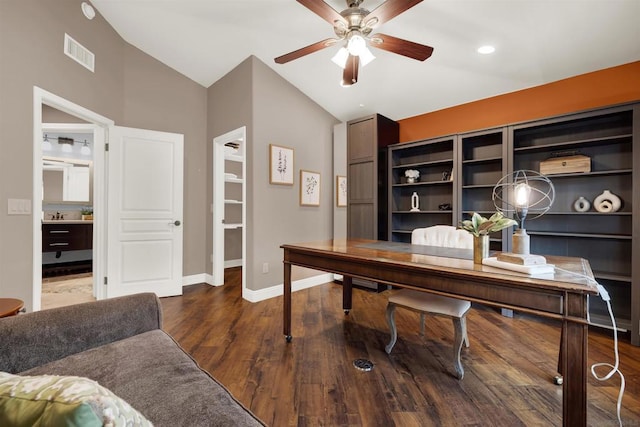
<box><xmin>43</xmin><ymin>157</ymin><xmax>92</xmax><ymax>203</ymax></box>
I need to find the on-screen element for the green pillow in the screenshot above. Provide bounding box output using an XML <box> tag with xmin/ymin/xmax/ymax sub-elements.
<box><xmin>0</xmin><ymin>372</ymin><xmax>153</xmax><ymax>426</ymax></box>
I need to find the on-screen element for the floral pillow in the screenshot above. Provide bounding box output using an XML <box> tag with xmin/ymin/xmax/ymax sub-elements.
<box><xmin>0</xmin><ymin>372</ymin><xmax>153</xmax><ymax>426</ymax></box>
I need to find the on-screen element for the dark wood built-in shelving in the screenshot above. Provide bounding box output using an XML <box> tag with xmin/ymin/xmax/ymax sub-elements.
<box><xmin>383</xmin><ymin>103</ymin><xmax>639</xmax><ymax>344</ymax></box>
<box><xmin>510</xmin><ymin>104</ymin><xmax>638</xmax><ymax>342</ymax></box>
<box><xmin>388</xmin><ymin>136</ymin><xmax>456</xmax><ymax>243</ymax></box>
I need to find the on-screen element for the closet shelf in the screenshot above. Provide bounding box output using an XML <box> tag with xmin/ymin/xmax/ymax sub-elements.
<box><xmin>223</xmin><ymin>223</ymin><xmax>243</xmax><ymax>230</ymax></box>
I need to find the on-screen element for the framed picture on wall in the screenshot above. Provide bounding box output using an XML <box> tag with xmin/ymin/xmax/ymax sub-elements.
<box><xmin>336</xmin><ymin>175</ymin><xmax>347</xmax><ymax>207</ymax></box>
<box><xmin>269</xmin><ymin>144</ymin><xmax>294</xmax><ymax>185</ymax></box>
<box><xmin>300</xmin><ymin>170</ymin><xmax>321</xmax><ymax>206</ymax></box>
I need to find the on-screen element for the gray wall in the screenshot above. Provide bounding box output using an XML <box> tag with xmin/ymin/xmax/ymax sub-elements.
<box><xmin>206</xmin><ymin>57</ymin><xmax>253</xmax><ymax>266</ymax></box>
<box><xmin>121</xmin><ymin>44</ymin><xmax>208</xmax><ymax>277</ymax></box>
<box><xmin>0</xmin><ymin>0</ymin><xmax>207</xmax><ymax>309</ymax></box>
<box><xmin>333</xmin><ymin>122</ymin><xmax>347</xmax><ymax>239</ymax></box>
<box><xmin>1</xmin><ymin>1</ymin><xmax>339</xmax><ymax>308</ymax></box>
<box><xmin>250</xmin><ymin>57</ymin><xmax>339</xmax><ymax>288</ymax></box>
<box><xmin>206</xmin><ymin>56</ymin><xmax>339</xmax><ymax>291</ymax></box>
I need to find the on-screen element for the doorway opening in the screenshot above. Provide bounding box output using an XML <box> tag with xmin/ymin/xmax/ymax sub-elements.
<box><xmin>212</xmin><ymin>127</ymin><xmax>247</xmax><ymax>293</ymax></box>
<box><xmin>41</xmin><ymin>122</ymin><xmax>96</xmax><ymax>309</ymax></box>
<box><xmin>33</xmin><ymin>87</ymin><xmax>113</xmax><ymax>311</ymax></box>
<box><xmin>33</xmin><ymin>87</ymin><xmax>185</xmax><ymax>310</ymax></box>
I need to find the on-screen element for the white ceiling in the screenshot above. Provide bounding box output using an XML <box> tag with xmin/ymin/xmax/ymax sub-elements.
<box><xmin>90</xmin><ymin>0</ymin><xmax>640</xmax><ymax>122</ymax></box>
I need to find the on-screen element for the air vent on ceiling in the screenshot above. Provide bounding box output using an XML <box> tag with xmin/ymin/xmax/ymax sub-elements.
<box><xmin>64</xmin><ymin>33</ymin><xmax>95</xmax><ymax>72</ymax></box>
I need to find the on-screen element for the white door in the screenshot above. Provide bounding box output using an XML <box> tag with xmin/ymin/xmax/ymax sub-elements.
<box><xmin>106</xmin><ymin>126</ymin><xmax>183</xmax><ymax>298</ymax></box>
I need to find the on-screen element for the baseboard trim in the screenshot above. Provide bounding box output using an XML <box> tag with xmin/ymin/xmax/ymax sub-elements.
<box><xmin>203</xmin><ymin>273</ymin><xmax>216</xmax><ymax>286</ymax></box>
<box><xmin>182</xmin><ymin>273</ymin><xmax>225</xmax><ymax>288</ymax></box>
<box><xmin>182</xmin><ymin>271</ymin><xmax>332</xmax><ymax>302</ymax></box>
<box><xmin>225</xmin><ymin>259</ymin><xmax>242</xmax><ymax>268</ymax></box>
<box><xmin>183</xmin><ymin>273</ymin><xmax>208</xmax><ymax>287</ymax></box>
<box><xmin>242</xmin><ymin>273</ymin><xmax>334</xmax><ymax>303</ymax></box>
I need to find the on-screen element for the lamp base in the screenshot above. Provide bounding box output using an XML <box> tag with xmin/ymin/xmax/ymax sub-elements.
<box><xmin>512</xmin><ymin>229</ymin><xmax>530</xmax><ymax>255</ymax></box>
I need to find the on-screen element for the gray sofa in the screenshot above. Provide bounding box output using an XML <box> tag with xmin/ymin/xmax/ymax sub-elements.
<box><xmin>0</xmin><ymin>292</ymin><xmax>265</xmax><ymax>426</ymax></box>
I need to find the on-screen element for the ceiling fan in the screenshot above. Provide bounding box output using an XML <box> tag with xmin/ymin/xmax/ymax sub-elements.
<box><xmin>274</xmin><ymin>0</ymin><xmax>434</xmax><ymax>86</ymax></box>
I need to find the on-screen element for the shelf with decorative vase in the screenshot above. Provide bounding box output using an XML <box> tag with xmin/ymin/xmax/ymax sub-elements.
<box><xmin>388</xmin><ymin>135</ymin><xmax>456</xmax><ymax>243</ymax></box>
<box><xmin>511</xmin><ymin>103</ymin><xmax>637</xmax><ymax>341</ymax></box>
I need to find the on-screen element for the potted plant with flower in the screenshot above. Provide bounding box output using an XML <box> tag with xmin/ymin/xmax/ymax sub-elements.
<box><xmin>81</xmin><ymin>207</ymin><xmax>93</xmax><ymax>221</ymax></box>
<box><xmin>404</xmin><ymin>169</ymin><xmax>420</xmax><ymax>184</ymax></box>
<box><xmin>459</xmin><ymin>212</ymin><xmax>517</xmax><ymax>263</ymax></box>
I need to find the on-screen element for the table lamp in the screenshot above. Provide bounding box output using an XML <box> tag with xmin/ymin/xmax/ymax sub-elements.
<box><xmin>492</xmin><ymin>170</ymin><xmax>555</xmax><ymax>254</ymax></box>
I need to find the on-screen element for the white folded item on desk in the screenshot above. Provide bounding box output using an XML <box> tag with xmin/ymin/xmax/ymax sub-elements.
<box><xmin>482</xmin><ymin>257</ymin><xmax>555</xmax><ymax>275</ymax></box>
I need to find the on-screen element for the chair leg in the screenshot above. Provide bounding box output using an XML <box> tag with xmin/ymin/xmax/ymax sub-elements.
<box><xmin>461</xmin><ymin>315</ymin><xmax>469</xmax><ymax>348</ymax></box>
<box><xmin>385</xmin><ymin>303</ymin><xmax>397</xmax><ymax>354</ymax></box>
<box><xmin>452</xmin><ymin>317</ymin><xmax>465</xmax><ymax>380</ymax></box>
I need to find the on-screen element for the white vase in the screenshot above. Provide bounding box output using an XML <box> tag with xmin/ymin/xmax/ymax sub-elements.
<box><xmin>573</xmin><ymin>196</ymin><xmax>590</xmax><ymax>212</ymax></box>
<box><xmin>410</xmin><ymin>192</ymin><xmax>420</xmax><ymax>212</ymax></box>
<box><xmin>593</xmin><ymin>190</ymin><xmax>621</xmax><ymax>213</ymax></box>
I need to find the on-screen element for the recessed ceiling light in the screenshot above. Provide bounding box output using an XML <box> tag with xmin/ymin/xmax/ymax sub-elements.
<box><xmin>81</xmin><ymin>2</ymin><xmax>96</xmax><ymax>20</ymax></box>
<box><xmin>477</xmin><ymin>45</ymin><xmax>495</xmax><ymax>55</ymax></box>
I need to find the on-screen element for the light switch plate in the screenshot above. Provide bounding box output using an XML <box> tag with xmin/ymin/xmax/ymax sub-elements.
<box><xmin>7</xmin><ymin>198</ymin><xmax>32</xmax><ymax>215</ymax></box>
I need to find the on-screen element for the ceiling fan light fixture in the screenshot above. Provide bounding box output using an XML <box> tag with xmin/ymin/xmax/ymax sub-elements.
<box><xmin>347</xmin><ymin>32</ymin><xmax>366</xmax><ymax>56</ymax></box>
<box><xmin>363</xmin><ymin>17</ymin><xmax>378</xmax><ymax>30</ymax></box>
<box><xmin>359</xmin><ymin>46</ymin><xmax>375</xmax><ymax>67</ymax></box>
<box><xmin>331</xmin><ymin>47</ymin><xmax>349</xmax><ymax>69</ymax></box>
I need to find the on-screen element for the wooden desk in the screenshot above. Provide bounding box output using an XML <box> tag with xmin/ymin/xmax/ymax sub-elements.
<box><xmin>281</xmin><ymin>239</ymin><xmax>598</xmax><ymax>427</ymax></box>
<box><xmin>0</xmin><ymin>298</ymin><xmax>24</xmax><ymax>318</ymax></box>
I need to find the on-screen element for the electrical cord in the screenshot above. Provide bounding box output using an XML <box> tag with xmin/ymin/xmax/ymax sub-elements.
<box><xmin>553</xmin><ymin>266</ymin><xmax>625</xmax><ymax>426</ymax></box>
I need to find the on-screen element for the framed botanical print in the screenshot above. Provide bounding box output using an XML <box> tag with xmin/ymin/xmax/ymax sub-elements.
<box><xmin>300</xmin><ymin>170</ymin><xmax>321</xmax><ymax>206</ymax></box>
<box><xmin>336</xmin><ymin>175</ymin><xmax>347</xmax><ymax>207</ymax></box>
<box><xmin>269</xmin><ymin>144</ymin><xmax>294</xmax><ymax>185</ymax></box>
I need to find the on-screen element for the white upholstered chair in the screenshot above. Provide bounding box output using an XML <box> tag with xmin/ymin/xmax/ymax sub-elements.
<box><xmin>385</xmin><ymin>225</ymin><xmax>473</xmax><ymax>379</ymax></box>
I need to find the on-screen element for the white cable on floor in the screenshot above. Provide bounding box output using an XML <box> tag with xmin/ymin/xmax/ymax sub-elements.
<box><xmin>553</xmin><ymin>266</ymin><xmax>625</xmax><ymax>426</ymax></box>
<box><xmin>590</xmin><ymin>286</ymin><xmax>624</xmax><ymax>427</ymax></box>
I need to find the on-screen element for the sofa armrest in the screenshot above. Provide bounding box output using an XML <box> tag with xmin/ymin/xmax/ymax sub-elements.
<box><xmin>0</xmin><ymin>292</ymin><xmax>162</xmax><ymax>373</ymax></box>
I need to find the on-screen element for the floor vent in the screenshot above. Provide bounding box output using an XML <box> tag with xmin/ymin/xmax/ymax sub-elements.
<box><xmin>64</xmin><ymin>33</ymin><xmax>95</xmax><ymax>72</ymax></box>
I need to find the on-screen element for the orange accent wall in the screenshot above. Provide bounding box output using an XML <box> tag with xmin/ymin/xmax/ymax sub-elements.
<box><xmin>398</xmin><ymin>61</ymin><xmax>640</xmax><ymax>143</ymax></box>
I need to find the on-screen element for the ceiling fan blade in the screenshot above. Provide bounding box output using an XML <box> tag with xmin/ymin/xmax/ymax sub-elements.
<box><xmin>274</xmin><ymin>38</ymin><xmax>338</xmax><ymax>64</ymax></box>
<box><xmin>370</xmin><ymin>33</ymin><xmax>434</xmax><ymax>61</ymax></box>
<box><xmin>363</xmin><ymin>0</ymin><xmax>423</xmax><ymax>28</ymax></box>
<box><xmin>342</xmin><ymin>55</ymin><xmax>359</xmax><ymax>86</ymax></box>
<box><xmin>297</xmin><ymin>0</ymin><xmax>347</xmax><ymax>26</ymax></box>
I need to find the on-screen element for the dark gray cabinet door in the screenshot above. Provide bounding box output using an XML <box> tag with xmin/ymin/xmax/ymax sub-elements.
<box><xmin>347</xmin><ymin>114</ymin><xmax>398</xmax><ymax>241</ymax></box>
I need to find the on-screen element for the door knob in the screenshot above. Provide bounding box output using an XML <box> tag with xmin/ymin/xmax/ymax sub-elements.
<box><xmin>170</xmin><ymin>220</ymin><xmax>181</xmax><ymax>226</ymax></box>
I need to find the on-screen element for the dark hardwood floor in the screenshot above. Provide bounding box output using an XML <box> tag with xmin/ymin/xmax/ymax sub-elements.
<box><xmin>161</xmin><ymin>268</ymin><xmax>639</xmax><ymax>426</ymax></box>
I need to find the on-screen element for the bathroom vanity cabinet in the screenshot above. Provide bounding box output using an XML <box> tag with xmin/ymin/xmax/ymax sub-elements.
<box><xmin>42</xmin><ymin>222</ymin><xmax>93</xmax><ymax>253</ymax></box>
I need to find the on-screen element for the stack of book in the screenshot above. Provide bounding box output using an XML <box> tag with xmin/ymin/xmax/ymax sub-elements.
<box><xmin>482</xmin><ymin>253</ymin><xmax>555</xmax><ymax>275</ymax></box>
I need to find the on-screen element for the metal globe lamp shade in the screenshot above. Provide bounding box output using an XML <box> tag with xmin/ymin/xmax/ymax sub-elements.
<box><xmin>492</xmin><ymin>170</ymin><xmax>555</xmax><ymax>254</ymax></box>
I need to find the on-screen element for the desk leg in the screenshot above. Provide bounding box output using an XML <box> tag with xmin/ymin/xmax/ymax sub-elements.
<box><xmin>343</xmin><ymin>275</ymin><xmax>352</xmax><ymax>314</ymax></box>
<box><xmin>562</xmin><ymin>294</ymin><xmax>588</xmax><ymax>426</ymax></box>
<box><xmin>283</xmin><ymin>260</ymin><xmax>292</xmax><ymax>342</ymax></box>
<box><xmin>553</xmin><ymin>328</ymin><xmax>564</xmax><ymax>385</ymax></box>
